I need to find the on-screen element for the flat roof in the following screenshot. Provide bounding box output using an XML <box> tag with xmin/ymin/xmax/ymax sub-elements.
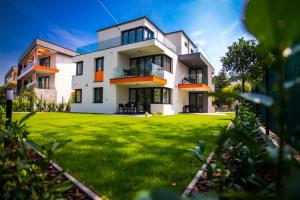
<box><xmin>18</xmin><ymin>38</ymin><xmax>78</xmax><ymax>63</ymax></box>
<box><xmin>96</xmin><ymin>16</ymin><xmax>196</xmax><ymax>48</ymax></box>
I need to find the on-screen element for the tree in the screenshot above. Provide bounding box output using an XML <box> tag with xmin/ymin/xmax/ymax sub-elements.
<box><xmin>220</xmin><ymin>37</ymin><xmax>263</xmax><ymax>93</ymax></box>
<box><xmin>212</xmin><ymin>69</ymin><xmax>231</xmax><ymax>91</ymax></box>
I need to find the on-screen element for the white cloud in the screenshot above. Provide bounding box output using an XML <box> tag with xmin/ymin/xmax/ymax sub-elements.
<box><xmin>220</xmin><ymin>21</ymin><xmax>239</xmax><ymax>39</ymax></box>
<box><xmin>190</xmin><ymin>29</ymin><xmax>206</xmax><ymax>37</ymax></box>
<box><xmin>194</xmin><ymin>39</ymin><xmax>208</xmax><ymax>46</ymax></box>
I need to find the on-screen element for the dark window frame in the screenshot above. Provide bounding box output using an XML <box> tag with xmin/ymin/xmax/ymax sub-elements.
<box><xmin>74</xmin><ymin>89</ymin><xmax>82</xmax><ymax>103</ymax></box>
<box><xmin>76</xmin><ymin>61</ymin><xmax>83</xmax><ymax>75</ymax></box>
<box><xmin>40</xmin><ymin>56</ymin><xmax>51</xmax><ymax>67</ymax></box>
<box><xmin>121</xmin><ymin>26</ymin><xmax>154</xmax><ymax>45</ymax></box>
<box><xmin>93</xmin><ymin>87</ymin><xmax>103</xmax><ymax>103</ymax></box>
<box><xmin>38</xmin><ymin>76</ymin><xmax>50</xmax><ymax>89</ymax></box>
<box><xmin>130</xmin><ymin>54</ymin><xmax>172</xmax><ymax>73</ymax></box>
<box><xmin>95</xmin><ymin>57</ymin><xmax>104</xmax><ymax>72</ymax></box>
<box><xmin>129</xmin><ymin>87</ymin><xmax>171</xmax><ymax>104</ymax></box>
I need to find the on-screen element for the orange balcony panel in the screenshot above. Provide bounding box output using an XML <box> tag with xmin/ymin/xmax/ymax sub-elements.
<box><xmin>178</xmin><ymin>83</ymin><xmax>210</xmax><ymax>91</ymax></box>
<box><xmin>35</xmin><ymin>65</ymin><xmax>59</xmax><ymax>73</ymax></box>
<box><xmin>95</xmin><ymin>71</ymin><xmax>104</xmax><ymax>82</ymax></box>
<box><xmin>110</xmin><ymin>76</ymin><xmax>167</xmax><ymax>85</ymax></box>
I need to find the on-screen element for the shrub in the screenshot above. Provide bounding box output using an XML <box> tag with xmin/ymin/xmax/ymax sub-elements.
<box><xmin>145</xmin><ymin>112</ymin><xmax>150</xmax><ymax>117</ymax></box>
<box><xmin>0</xmin><ymin>108</ymin><xmax>71</xmax><ymax>199</ymax></box>
<box><xmin>13</xmin><ymin>91</ymin><xmax>37</xmax><ymax>112</ymax></box>
<box><xmin>157</xmin><ymin>112</ymin><xmax>163</xmax><ymax>116</ymax></box>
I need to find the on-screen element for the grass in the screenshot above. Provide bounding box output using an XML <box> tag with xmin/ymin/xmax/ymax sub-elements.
<box><xmin>14</xmin><ymin>112</ymin><xmax>232</xmax><ymax>200</ymax></box>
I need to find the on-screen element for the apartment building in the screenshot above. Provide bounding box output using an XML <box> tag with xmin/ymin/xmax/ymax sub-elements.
<box><xmin>17</xmin><ymin>39</ymin><xmax>78</xmax><ymax>103</ymax></box>
<box><xmin>3</xmin><ymin>66</ymin><xmax>18</xmax><ymax>95</ymax></box>
<box><xmin>72</xmin><ymin>16</ymin><xmax>215</xmax><ymax>114</ymax></box>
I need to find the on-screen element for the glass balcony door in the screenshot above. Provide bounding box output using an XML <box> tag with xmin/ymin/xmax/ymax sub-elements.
<box><xmin>189</xmin><ymin>69</ymin><xmax>203</xmax><ymax>84</ymax></box>
<box><xmin>189</xmin><ymin>92</ymin><xmax>203</xmax><ymax>113</ymax></box>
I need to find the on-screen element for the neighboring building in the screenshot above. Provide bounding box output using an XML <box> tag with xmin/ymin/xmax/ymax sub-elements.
<box><xmin>17</xmin><ymin>39</ymin><xmax>78</xmax><ymax>103</ymax></box>
<box><xmin>72</xmin><ymin>16</ymin><xmax>215</xmax><ymax>114</ymax></box>
<box><xmin>3</xmin><ymin>66</ymin><xmax>18</xmax><ymax>95</ymax></box>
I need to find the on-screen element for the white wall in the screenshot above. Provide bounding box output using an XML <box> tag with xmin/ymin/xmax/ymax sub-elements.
<box><xmin>55</xmin><ymin>53</ymin><xmax>76</xmax><ymax>103</ymax></box>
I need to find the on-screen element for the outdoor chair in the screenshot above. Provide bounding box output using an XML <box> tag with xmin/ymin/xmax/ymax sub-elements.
<box><xmin>118</xmin><ymin>104</ymin><xmax>125</xmax><ymax>114</ymax></box>
<box><xmin>183</xmin><ymin>105</ymin><xmax>190</xmax><ymax>113</ymax></box>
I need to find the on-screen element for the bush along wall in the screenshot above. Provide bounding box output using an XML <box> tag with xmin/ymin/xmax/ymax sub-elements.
<box><xmin>13</xmin><ymin>91</ymin><xmax>71</xmax><ymax>112</ymax></box>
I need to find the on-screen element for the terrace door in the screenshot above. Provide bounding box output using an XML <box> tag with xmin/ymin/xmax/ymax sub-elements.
<box><xmin>136</xmin><ymin>88</ymin><xmax>152</xmax><ymax>113</ymax></box>
<box><xmin>189</xmin><ymin>93</ymin><xmax>203</xmax><ymax>113</ymax></box>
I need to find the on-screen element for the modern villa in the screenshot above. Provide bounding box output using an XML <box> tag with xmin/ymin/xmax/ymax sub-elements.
<box><xmin>72</xmin><ymin>16</ymin><xmax>215</xmax><ymax>114</ymax></box>
<box><xmin>16</xmin><ymin>39</ymin><xmax>78</xmax><ymax>103</ymax></box>
<box><xmin>3</xmin><ymin>66</ymin><xmax>18</xmax><ymax>95</ymax></box>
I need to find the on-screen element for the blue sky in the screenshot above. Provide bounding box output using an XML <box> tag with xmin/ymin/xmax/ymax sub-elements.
<box><xmin>0</xmin><ymin>0</ymin><xmax>250</xmax><ymax>84</ymax></box>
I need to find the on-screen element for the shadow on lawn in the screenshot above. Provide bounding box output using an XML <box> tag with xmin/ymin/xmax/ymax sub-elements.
<box><xmin>19</xmin><ymin>112</ymin><xmax>36</xmax><ymax>124</ymax></box>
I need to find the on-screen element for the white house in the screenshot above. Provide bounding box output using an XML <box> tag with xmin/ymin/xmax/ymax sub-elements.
<box><xmin>16</xmin><ymin>39</ymin><xmax>78</xmax><ymax>103</ymax></box>
<box><xmin>71</xmin><ymin>16</ymin><xmax>215</xmax><ymax>114</ymax></box>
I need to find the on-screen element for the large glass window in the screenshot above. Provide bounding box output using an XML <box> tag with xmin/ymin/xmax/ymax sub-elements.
<box><xmin>162</xmin><ymin>88</ymin><xmax>170</xmax><ymax>104</ymax></box>
<box><xmin>190</xmin><ymin>69</ymin><xmax>203</xmax><ymax>83</ymax></box>
<box><xmin>129</xmin><ymin>89</ymin><xmax>136</xmax><ymax>102</ymax></box>
<box><xmin>76</xmin><ymin>61</ymin><xmax>83</xmax><ymax>75</ymax></box>
<box><xmin>122</xmin><ymin>31</ymin><xmax>128</xmax><ymax>45</ymax></box>
<box><xmin>121</xmin><ymin>27</ymin><xmax>154</xmax><ymax>45</ymax></box>
<box><xmin>38</xmin><ymin>76</ymin><xmax>49</xmax><ymax>89</ymax></box>
<box><xmin>95</xmin><ymin>57</ymin><xmax>104</xmax><ymax>72</ymax></box>
<box><xmin>128</xmin><ymin>29</ymin><xmax>136</xmax><ymax>43</ymax></box>
<box><xmin>153</xmin><ymin>88</ymin><xmax>162</xmax><ymax>103</ymax></box>
<box><xmin>130</xmin><ymin>54</ymin><xmax>172</xmax><ymax>74</ymax></box>
<box><xmin>163</xmin><ymin>55</ymin><xmax>172</xmax><ymax>73</ymax></box>
<box><xmin>74</xmin><ymin>89</ymin><xmax>82</xmax><ymax>103</ymax></box>
<box><xmin>136</xmin><ymin>28</ymin><xmax>143</xmax><ymax>42</ymax></box>
<box><xmin>40</xmin><ymin>57</ymin><xmax>50</xmax><ymax>66</ymax></box>
<box><xmin>94</xmin><ymin>87</ymin><xmax>103</xmax><ymax>103</ymax></box>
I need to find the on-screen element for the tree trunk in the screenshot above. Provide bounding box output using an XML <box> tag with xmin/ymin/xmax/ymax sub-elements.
<box><xmin>242</xmin><ymin>79</ymin><xmax>245</xmax><ymax>93</ymax></box>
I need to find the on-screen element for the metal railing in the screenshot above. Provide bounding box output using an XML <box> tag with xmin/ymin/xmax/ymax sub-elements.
<box><xmin>112</xmin><ymin>63</ymin><xmax>164</xmax><ymax>79</ymax></box>
<box><xmin>181</xmin><ymin>75</ymin><xmax>204</xmax><ymax>84</ymax></box>
<box><xmin>77</xmin><ymin>35</ymin><xmax>177</xmax><ymax>54</ymax></box>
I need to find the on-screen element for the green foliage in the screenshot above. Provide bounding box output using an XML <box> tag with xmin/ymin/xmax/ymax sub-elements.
<box><xmin>221</xmin><ymin>37</ymin><xmax>264</xmax><ymax>90</ymax></box>
<box><xmin>157</xmin><ymin>112</ymin><xmax>163</xmax><ymax>116</ymax></box>
<box><xmin>213</xmin><ymin>69</ymin><xmax>231</xmax><ymax>92</ymax></box>
<box><xmin>145</xmin><ymin>112</ymin><xmax>150</xmax><ymax>117</ymax></box>
<box><xmin>13</xmin><ymin>91</ymin><xmax>37</xmax><ymax>112</ymax></box>
<box><xmin>152</xmin><ymin>112</ymin><xmax>157</xmax><ymax>116</ymax></box>
<box><xmin>0</xmin><ymin>110</ymin><xmax>71</xmax><ymax>199</ymax></box>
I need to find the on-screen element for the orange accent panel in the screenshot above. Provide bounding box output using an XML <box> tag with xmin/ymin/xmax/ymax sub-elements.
<box><xmin>178</xmin><ymin>83</ymin><xmax>210</xmax><ymax>90</ymax></box>
<box><xmin>95</xmin><ymin>71</ymin><xmax>104</xmax><ymax>82</ymax></box>
<box><xmin>110</xmin><ymin>76</ymin><xmax>167</xmax><ymax>85</ymax></box>
<box><xmin>35</xmin><ymin>65</ymin><xmax>59</xmax><ymax>73</ymax></box>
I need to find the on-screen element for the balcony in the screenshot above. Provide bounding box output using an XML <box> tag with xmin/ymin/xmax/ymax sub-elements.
<box><xmin>178</xmin><ymin>76</ymin><xmax>210</xmax><ymax>91</ymax></box>
<box><xmin>76</xmin><ymin>35</ymin><xmax>177</xmax><ymax>55</ymax></box>
<box><xmin>18</xmin><ymin>63</ymin><xmax>59</xmax><ymax>80</ymax></box>
<box><xmin>110</xmin><ymin>63</ymin><xmax>167</xmax><ymax>86</ymax></box>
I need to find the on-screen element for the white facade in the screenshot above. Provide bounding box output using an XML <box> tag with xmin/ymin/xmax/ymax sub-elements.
<box><xmin>72</xmin><ymin>17</ymin><xmax>215</xmax><ymax>114</ymax></box>
<box><xmin>17</xmin><ymin>39</ymin><xmax>78</xmax><ymax>103</ymax></box>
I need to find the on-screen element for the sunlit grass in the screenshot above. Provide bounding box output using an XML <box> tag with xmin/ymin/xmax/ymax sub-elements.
<box><xmin>14</xmin><ymin>112</ymin><xmax>232</xmax><ymax>200</ymax></box>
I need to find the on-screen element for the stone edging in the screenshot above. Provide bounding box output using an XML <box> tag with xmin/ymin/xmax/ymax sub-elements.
<box><xmin>181</xmin><ymin>151</ymin><xmax>214</xmax><ymax>198</ymax></box>
<box><xmin>26</xmin><ymin>141</ymin><xmax>102</xmax><ymax>200</ymax></box>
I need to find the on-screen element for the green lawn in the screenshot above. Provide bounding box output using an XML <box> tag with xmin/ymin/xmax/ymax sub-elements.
<box><xmin>14</xmin><ymin>112</ymin><xmax>232</xmax><ymax>200</ymax></box>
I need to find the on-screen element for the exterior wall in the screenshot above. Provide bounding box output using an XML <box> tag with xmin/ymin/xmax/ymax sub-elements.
<box><xmin>151</xmin><ymin>104</ymin><xmax>174</xmax><ymax>115</ymax></box>
<box><xmin>55</xmin><ymin>53</ymin><xmax>76</xmax><ymax>103</ymax></box>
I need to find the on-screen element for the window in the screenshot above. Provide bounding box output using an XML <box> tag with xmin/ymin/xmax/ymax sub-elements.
<box><xmin>129</xmin><ymin>89</ymin><xmax>136</xmax><ymax>102</ymax></box>
<box><xmin>130</xmin><ymin>54</ymin><xmax>172</xmax><ymax>74</ymax></box>
<box><xmin>121</xmin><ymin>27</ymin><xmax>154</xmax><ymax>45</ymax></box>
<box><xmin>93</xmin><ymin>87</ymin><xmax>103</xmax><ymax>103</ymax></box>
<box><xmin>184</xmin><ymin>41</ymin><xmax>188</xmax><ymax>47</ymax></box>
<box><xmin>136</xmin><ymin>28</ymin><xmax>143</xmax><ymax>42</ymax></box>
<box><xmin>74</xmin><ymin>89</ymin><xmax>82</xmax><ymax>103</ymax></box>
<box><xmin>38</xmin><ymin>76</ymin><xmax>49</xmax><ymax>89</ymax></box>
<box><xmin>128</xmin><ymin>29</ymin><xmax>136</xmax><ymax>43</ymax></box>
<box><xmin>40</xmin><ymin>57</ymin><xmax>50</xmax><ymax>66</ymax></box>
<box><xmin>162</xmin><ymin>88</ymin><xmax>170</xmax><ymax>104</ymax></box>
<box><xmin>122</xmin><ymin>31</ymin><xmax>128</xmax><ymax>45</ymax></box>
<box><xmin>153</xmin><ymin>88</ymin><xmax>161</xmax><ymax>103</ymax></box>
<box><xmin>76</xmin><ymin>61</ymin><xmax>83</xmax><ymax>75</ymax></box>
<box><xmin>163</xmin><ymin>55</ymin><xmax>172</xmax><ymax>73</ymax></box>
<box><xmin>95</xmin><ymin>57</ymin><xmax>104</xmax><ymax>72</ymax></box>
